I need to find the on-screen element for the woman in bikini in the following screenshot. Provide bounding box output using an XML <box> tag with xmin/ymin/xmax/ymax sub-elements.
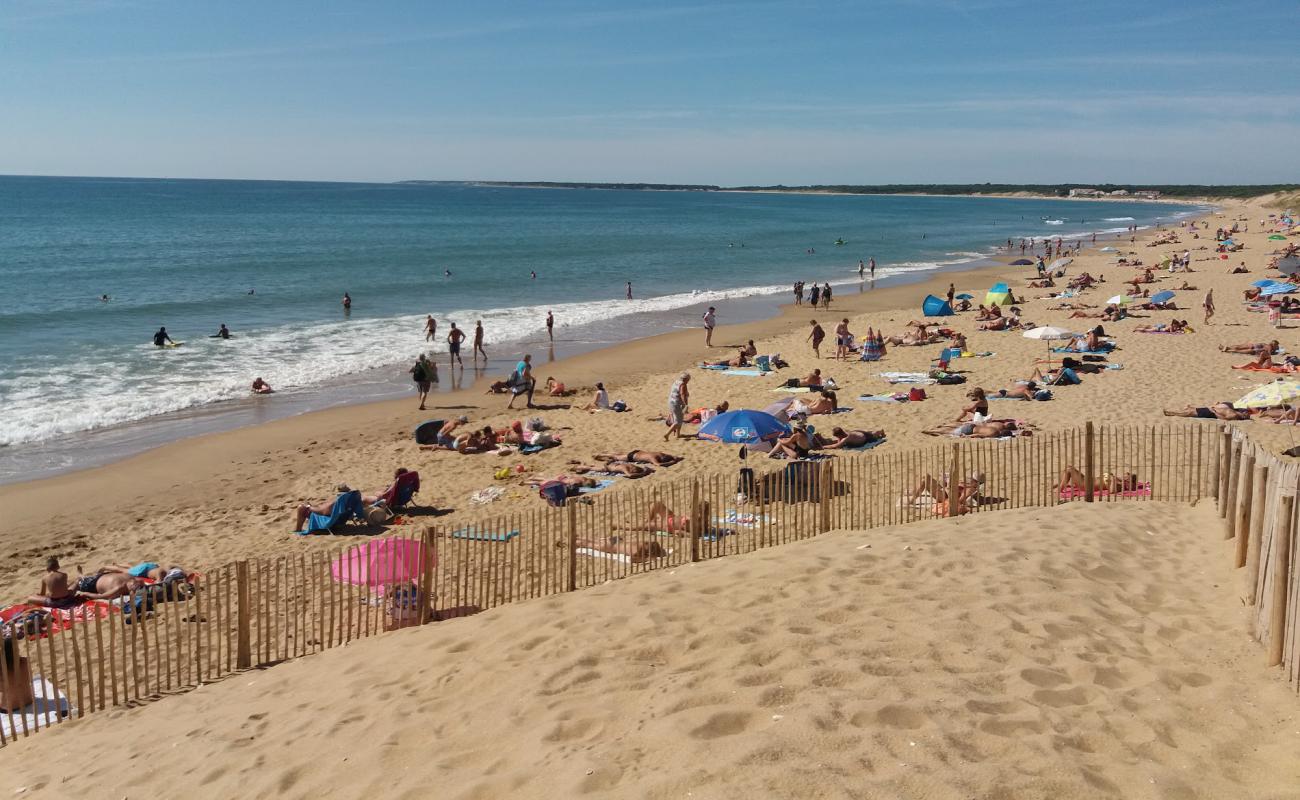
<box><xmin>613</xmin><ymin>500</ymin><xmax>711</xmax><ymax>537</ymax></box>
<box><xmin>594</xmin><ymin>451</ymin><xmax>682</xmax><ymax>467</ymax></box>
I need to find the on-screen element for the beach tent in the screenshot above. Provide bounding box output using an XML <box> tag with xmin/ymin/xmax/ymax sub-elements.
<box><xmin>1106</xmin><ymin>294</ymin><xmax>1131</xmax><ymax>306</ymax></box>
<box><xmin>986</xmin><ymin>282</ymin><xmax>1011</xmax><ymax>306</ymax></box>
<box><xmin>698</xmin><ymin>409</ymin><xmax>790</xmax><ymax>445</ymax></box>
<box><xmin>1010</xmin><ymin>259</ymin><xmax>1034</xmax><ymax>266</ymax></box>
<box><xmin>922</xmin><ymin>294</ymin><xmax>954</xmax><ymax>317</ymax></box>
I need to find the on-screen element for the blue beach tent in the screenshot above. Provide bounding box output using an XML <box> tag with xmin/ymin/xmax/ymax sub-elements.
<box><xmin>922</xmin><ymin>294</ymin><xmax>954</xmax><ymax>317</ymax></box>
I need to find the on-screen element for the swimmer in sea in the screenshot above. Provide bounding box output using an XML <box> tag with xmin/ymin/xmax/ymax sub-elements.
<box><xmin>213</xmin><ymin>323</ymin><xmax>231</xmax><ymax>339</ymax></box>
<box><xmin>153</xmin><ymin>326</ymin><xmax>173</xmax><ymax>347</ymax></box>
<box><xmin>100</xmin><ymin>294</ymin><xmax>110</xmax><ymax>302</ymax></box>
<box><xmin>251</xmin><ymin>377</ymin><xmax>274</xmax><ymax>394</ymax></box>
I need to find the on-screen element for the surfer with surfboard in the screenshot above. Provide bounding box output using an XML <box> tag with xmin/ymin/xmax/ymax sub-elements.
<box><xmin>153</xmin><ymin>326</ymin><xmax>175</xmax><ymax>347</ymax></box>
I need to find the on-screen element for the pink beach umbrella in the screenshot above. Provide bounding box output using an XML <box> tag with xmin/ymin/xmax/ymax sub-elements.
<box><xmin>331</xmin><ymin>538</ymin><xmax>432</xmax><ymax>588</ymax></box>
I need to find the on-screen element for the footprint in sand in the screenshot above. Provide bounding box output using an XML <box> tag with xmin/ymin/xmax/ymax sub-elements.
<box><xmin>689</xmin><ymin>711</ymin><xmax>752</xmax><ymax>739</ymax></box>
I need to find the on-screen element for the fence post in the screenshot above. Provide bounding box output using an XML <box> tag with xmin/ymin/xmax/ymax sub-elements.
<box><xmin>1084</xmin><ymin>422</ymin><xmax>1096</xmax><ymax>503</ymax></box>
<box><xmin>419</xmin><ymin>528</ymin><xmax>436</xmax><ymax>625</ymax></box>
<box><xmin>819</xmin><ymin>461</ymin><xmax>833</xmax><ymax>532</ymax></box>
<box><xmin>565</xmin><ymin>503</ymin><xmax>577</xmax><ymax>592</ymax></box>
<box><xmin>1245</xmin><ymin>464</ymin><xmax>1270</xmax><ymax>604</ymax></box>
<box><xmin>1219</xmin><ymin>431</ymin><xmax>1233</xmax><ymax>518</ymax></box>
<box><xmin>1223</xmin><ymin>440</ymin><xmax>1241</xmax><ymax>537</ymax></box>
<box><xmin>689</xmin><ymin>479</ymin><xmax>701</xmax><ymax>562</ymax></box>
<box><xmin>1234</xmin><ymin>455</ymin><xmax>1254</xmax><ymax>568</ymax></box>
<box><xmin>1208</xmin><ymin>426</ymin><xmax>1220</xmax><ymax>502</ymax></box>
<box><xmin>1266</xmin><ymin>494</ymin><xmax>1294</xmax><ymax>667</ymax></box>
<box><xmin>235</xmin><ymin>560</ymin><xmax>251</xmax><ymax>670</ymax></box>
<box><xmin>947</xmin><ymin>443</ymin><xmax>961</xmax><ymax>518</ymax></box>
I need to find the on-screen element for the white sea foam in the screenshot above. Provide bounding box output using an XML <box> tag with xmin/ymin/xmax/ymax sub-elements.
<box><xmin>1043</xmin><ymin>219</ymin><xmax>1065</xmax><ymax>225</ymax></box>
<box><xmin>1104</xmin><ymin>217</ymin><xmax>1136</xmax><ymax>222</ymax></box>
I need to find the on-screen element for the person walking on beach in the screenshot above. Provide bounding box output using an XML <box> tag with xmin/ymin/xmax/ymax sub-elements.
<box><xmin>545</xmin><ymin>311</ymin><xmax>554</xmax><ymax>342</ymax></box>
<box><xmin>342</xmin><ymin>292</ymin><xmax>351</xmax><ymax>312</ymax></box>
<box><xmin>1203</xmin><ymin>289</ymin><xmax>1215</xmax><ymax>325</ymax></box>
<box><xmin>409</xmin><ymin>354</ymin><xmax>433</xmax><ymax>410</ymax></box>
<box><xmin>946</xmin><ymin>283</ymin><xmax>955</xmax><ymax>307</ymax></box>
<box><xmin>447</xmin><ymin>323</ymin><xmax>465</xmax><ymax>366</ymax></box>
<box><xmin>793</xmin><ymin>281</ymin><xmax>803</xmax><ymax>305</ymax></box>
<box><xmin>809</xmin><ymin>283</ymin><xmax>821</xmax><ymax>308</ymax></box>
<box><xmin>808</xmin><ymin>319</ymin><xmax>825</xmax><ymax>359</ymax></box>
<box><xmin>473</xmin><ymin>320</ymin><xmax>487</xmax><ymax>362</ymax></box>
<box><xmin>626</xmin><ymin>281</ymin><xmax>633</xmax><ymax>300</ymax></box>
<box><xmin>821</xmin><ymin>282</ymin><xmax>833</xmax><ymax>309</ymax></box>
<box><xmin>703</xmin><ymin>306</ymin><xmax>716</xmax><ymax>347</ymax></box>
<box><xmin>834</xmin><ymin>318</ymin><xmax>852</xmax><ymax>361</ymax></box>
<box><xmin>665</xmin><ymin>372</ymin><xmax>690</xmax><ymax>442</ymax></box>
<box><xmin>424</xmin><ymin>315</ymin><xmax>436</xmax><ymax>343</ymax></box>
<box><xmin>506</xmin><ymin>354</ymin><xmax>536</xmax><ymax>409</ymax></box>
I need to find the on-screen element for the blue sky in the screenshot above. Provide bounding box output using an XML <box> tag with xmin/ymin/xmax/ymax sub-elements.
<box><xmin>2</xmin><ymin>0</ymin><xmax>1297</xmax><ymax>184</ymax></box>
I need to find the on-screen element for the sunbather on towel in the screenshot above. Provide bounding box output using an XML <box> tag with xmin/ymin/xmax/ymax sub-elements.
<box><xmin>102</xmin><ymin>562</ymin><xmax>188</xmax><ymax>583</ymax></box>
<box><xmin>613</xmin><ymin>500</ymin><xmax>710</xmax><ymax>536</ymax></box>
<box><xmin>572</xmin><ymin>536</ymin><xmax>667</xmax><ymax>564</ymax></box>
<box><xmin>993</xmin><ymin>380</ymin><xmax>1050</xmax><ymax>400</ymax></box>
<box><xmin>1220</xmin><ymin>340</ymin><xmax>1280</xmax><ymax>355</ymax></box>
<box><xmin>907</xmin><ymin>472</ymin><xmax>984</xmax><ymax>515</ymax></box>
<box><xmin>1057</xmin><ymin>465</ymin><xmax>1139</xmax><ymax>495</ymax></box>
<box><xmin>791</xmin><ymin>389</ymin><xmax>838</xmax><ymax>416</ymax></box>
<box><xmin>594</xmin><ymin>450</ymin><xmax>683</xmax><ymax>467</ymax></box>
<box><xmin>1</xmin><ymin>638</ymin><xmax>34</xmax><ymax>713</ymax></box>
<box><xmin>293</xmin><ymin>484</ymin><xmax>354</xmax><ymax>532</ymax></box>
<box><xmin>977</xmin><ymin>315</ymin><xmax>1021</xmax><ymax>331</ymax></box>
<box><xmin>566</xmin><ymin>460</ymin><xmax>654</xmax><ymax>478</ymax></box>
<box><xmin>526</xmin><ymin>474</ymin><xmax>601</xmax><ymax>491</ymax></box>
<box><xmin>1135</xmin><ymin>320</ymin><xmax>1190</xmax><ymax>333</ymax></box>
<box><xmin>817</xmin><ymin>427</ymin><xmax>885</xmax><ymax>449</ymax></box>
<box><xmin>1237</xmin><ymin>351</ymin><xmax>1283</xmax><ymax>370</ymax></box>
<box><xmin>27</xmin><ymin>556</ymin><xmax>78</xmax><ymax>609</ymax></box>
<box><xmin>769</xmin><ymin>419</ymin><xmax>814</xmax><ymax>459</ymax></box>
<box><xmin>700</xmin><ymin>349</ymin><xmax>750</xmax><ymax>369</ymax></box>
<box><xmin>1163</xmin><ymin>403</ymin><xmax>1249</xmax><ymax>420</ymax></box>
<box><xmin>926</xmin><ymin>420</ymin><xmax>1026</xmax><ymax>438</ymax></box>
<box><xmin>73</xmin><ymin>570</ymin><xmax>141</xmax><ymax>601</ymax></box>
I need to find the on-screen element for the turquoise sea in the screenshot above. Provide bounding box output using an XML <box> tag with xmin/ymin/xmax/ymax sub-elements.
<box><xmin>0</xmin><ymin>176</ymin><xmax>1202</xmax><ymax>480</ymax></box>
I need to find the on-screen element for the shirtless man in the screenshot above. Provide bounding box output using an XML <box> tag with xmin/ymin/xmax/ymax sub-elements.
<box><xmin>1220</xmin><ymin>340</ymin><xmax>1280</xmax><ymax>355</ymax></box>
<box><xmin>27</xmin><ymin>557</ymin><xmax>77</xmax><ymax>608</ymax></box>
<box><xmin>424</xmin><ymin>315</ymin><xmax>436</xmax><ymax>342</ymax></box>
<box><xmin>566</xmin><ymin>460</ymin><xmax>654</xmax><ymax>478</ymax></box>
<box><xmin>473</xmin><ymin>321</ymin><xmax>487</xmax><ymax>362</ymax></box>
<box><xmin>818</xmin><ymin>427</ymin><xmax>885</xmax><ymax>449</ymax></box>
<box><xmin>594</xmin><ymin>451</ymin><xmax>683</xmax><ymax>467</ymax></box>
<box><xmin>73</xmin><ymin>570</ymin><xmax>141</xmax><ymax>602</ymax></box>
<box><xmin>800</xmin><ymin>368</ymin><xmax>824</xmax><ymax>388</ymax></box>
<box><xmin>1057</xmin><ymin>466</ymin><xmax>1139</xmax><ymax>495</ymax></box>
<box><xmin>834</xmin><ymin>318</ymin><xmax>852</xmax><ymax>361</ymax></box>
<box><xmin>446</xmin><ymin>323</ymin><xmax>465</xmax><ymax>367</ymax></box>
<box><xmin>1163</xmin><ymin>403</ymin><xmax>1249</xmax><ymax>421</ymax></box>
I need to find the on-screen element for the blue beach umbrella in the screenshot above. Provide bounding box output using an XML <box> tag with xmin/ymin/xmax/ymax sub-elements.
<box><xmin>1261</xmin><ymin>283</ymin><xmax>1297</xmax><ymax>296</ymax></box>
<box><xmin>955</xmin><ymin>293</ymin><xmax>974</xmax><ymax>300</ymax></box>
<box><xmin>1221</xmin><ymin>239</ymin><xmax>1236</xmax><ymax>246</ymax></box>
<box><xmin>697</xmin><ymin>410</ymin><xmax>790</xmax><ymax>444</ymax></box>
<box><xmin>1010</xmin><ymin>259</ymin><xmax>1034</xmax><ymax>266</ymax></box>
<box><xmin>1252</xmin><ymin>279</ymin><xmax>1278</xmax><ymax>288</ymax></box>
<box><xmin>1150</xmin><ymin>290</ymin><xmax>1176</xmax><ymax>304</ymax></box>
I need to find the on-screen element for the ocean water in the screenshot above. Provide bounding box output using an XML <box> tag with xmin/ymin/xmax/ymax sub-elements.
<box><xmin>0</xmin><ymin>176</ymin><xmax>1202</xmax><ymax>477</ymax></box>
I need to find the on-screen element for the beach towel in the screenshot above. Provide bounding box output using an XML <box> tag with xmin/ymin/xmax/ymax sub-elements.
<box><xmin>716</xmin><ymin>369</ymin><xmax>765</xmax><ymax>377</ymax></box>
<box><xmin>840</xmin><ymin>438</ymin><xmax>885</xmax><ymax>451</ymax></box>
<box><xmin>451</xmin><ymin>528</ymin><xmax>521</xmax><ymax>542</ymax></box>
<box><xmin>300</xmin><ymin>490</ymin><xmax>365</xmax><ymax>535</ymax></box>
<box><xmin>880</xmin><ymin>372</ymin><xmax>935</xmax><ymax>385</ymax></box>
<box><xmin>1058</xmin><ymin>482</ymin><xmax>1152</xmax><ymax>501</ymax></box>
<box><xmin>0</xmin><ymin>677</ymin><xmax>72</xmax><ymax>738</ymax></box>
<box><xmin>577</xmin><ymin>546</ymin><xmax>674</xmax><ymax>564</ymax></box>
<box><xmin>1232</xmin><ymin>364</ymin><xmax>1295</xmax><ymax>373</ymax></box>
<box><xmin>1051</xmin><ymin>345</ymin><xmax>1114</xmax><ymax>354</ymax></box>
<box><xmin>860</xmin><ymin>340</ymin><xmax>882</xmax><ymax>362</ymax></box>
<box><xmin>772</xmin><ymin>386</ymin><xmax>812</xmax><ymax>393</ymax></box>
<box><xmin>469</xmin><ymin>486</ymin><xmax>505</xmax><ymax>505</ymax></box>
<box><xmin>578</xmin><ymin>479</ymin><xmax>617</xmax><ymax>494</ymax></box>
<box><xmin>859</xmin><ymin>393</ymin><xmax>906</xmax><ymax>402</ymax></box>
<box><xmin>378</xmin><ymin>471</ymin><xmax>421</xmax><ymax>509</ymax></box>
<box><xmin>0</xmin><ymin>600</ymin><xmax>116</xmax><ymax>639</ymax></box>
<box><xmin>718</xmin><ymin>511</ymin><xmax>769</xmax><ymax>528</ymax></box>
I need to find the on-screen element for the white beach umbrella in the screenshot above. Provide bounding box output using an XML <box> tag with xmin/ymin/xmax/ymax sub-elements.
<box><xmin>1049</xmin><ymin>257</ymin><xmax>1072</xmax><ymax>271</ymax></box>
<box><xmin>1106</xmin><ymin>294</ymin><xmax>1130</xmax><ymax>306</ymax></box>
<box><xmin>1023</xmin><ymin>325</ymin><xmax>1076</xmax><ymax>364</ymax></box>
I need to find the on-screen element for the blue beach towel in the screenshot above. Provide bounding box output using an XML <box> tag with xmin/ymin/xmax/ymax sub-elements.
<box><xmin>717</xmin><ymin>369</ymin><xmax>765</xmax><ymax>377</ymax></box>
<box><xmin>300</xmin><ymin>490</ymin><xmax>365</xmax><ymax>535</ymax></box>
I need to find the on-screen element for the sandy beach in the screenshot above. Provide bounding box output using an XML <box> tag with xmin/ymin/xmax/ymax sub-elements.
<box><xmin>3</xmin><ymin>501</ymin><xmax>1298</xmax><ymax>799</ymax></box>
<box><xmin>2</xmin><ymin>196</ymin><xmax>1297</xmax><ymax>602</ymax></box>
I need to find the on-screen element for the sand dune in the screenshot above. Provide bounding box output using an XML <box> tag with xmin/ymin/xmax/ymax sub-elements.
<box><xmin>3</xmin><ymin>502</ymin><xmax>1297</xmax><ymax>799</ymax></box>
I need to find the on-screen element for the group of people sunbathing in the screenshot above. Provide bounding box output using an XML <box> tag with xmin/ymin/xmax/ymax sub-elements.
<box><xmin>418</xmin><ymin>416</ymin><xmax>565</xmax><ymax>455</ymax></box>
<box><xmin>767</xmin><ymin>418</ymin><xmax>886</xmax><ymax>459</ymax></box>
<box><xmin>28</xmin><ymin>557</ymin><xmax>190</xmax><ymax>608</ymax></box>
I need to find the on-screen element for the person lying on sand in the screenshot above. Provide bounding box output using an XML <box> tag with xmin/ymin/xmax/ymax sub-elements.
<box><xmin>800</xmin><ymin>369</ymin><xmax>824</xmax><ymax>388</ymax></box>
<box><xmin>570</xmin><ymin>536</ymin><xmax>667</xmax><ymax>564</ymax></box>
<box><xmin>1134</xmin><ymin>319</ymin><xmax>1190</xmax><ymax>333</ymax></box>
<box><xmin>544</xmin><ymin>377</ymin><xmax>571</xmax><ymax>396</ymax></box>
<box><xmin>1057</xmin><ymin>466</ymin><xmax>1139</xmax><ymax>495</ymax></box>
<box><xmin>1163</xmin><ymin>403</ymin><xmax>1249</xmax><ymax>420</ymax></box>
<box><xmin>72</xmin><ymin>569</ymin><xmax>141</xmax><ymax>601</ymax></box>
<box><xmin>485</xmin><ymin>380</ymin><xmax>511</xmax><ymax>394</ymax></box>
<box><xmin>700</xmin><ymin>349</ymin><xmax>750</xmax><ymax>369</ymax></box>
<box><xmin>594</xmin><ymin>451</ymin><xmax>682</xmax><ymax>467</ymax></box>
<box><xmin>27</xmin><ymin>556</ymin><xmax>78</xmax><ymax>609</ymax></box>
<box><xmin>992</xmin><ymin>380</ymin><xmax>1048</xmax><ymax>401</ymax></box>
<box><xmin>977</xmin><ymin>315</ymin><xmax>1021</xmax><ymax>331</ymax></box>
<box><xmin>101</xmin><ymin>561</ymin><xmax>188</xmax><ymax>583</ymax></box>
<box><xmin>907</xmin><ymin>472</ymin><xmax>984</xmax><ymax>515</ymax></box>
<box><xmin>525</xmin><ymin>474</ymin><xmax>601</xmax><ymax>491</ymax></box>
<box><xmin>791</xmin><ymin>389</ymin><xmax>838</xmax><ymax>416</ymax></box>
<box><xmin>1220</xmin><ymin>340</ymin><xmax>1280</xmax><ymax>355</ymax></box>
<box><xmin>817</xmin><ymin>427</ymin><xmax>885</xmax><ymax>449</ymax></box>
<box><xmin>566</xmin><ymin>460</ymin><xmax>654</xmax><ymax>478</ymax></box>
<box><xmin>613</xmin><ymin>500</ymin><xmax>710</xmax><ymax>536</ymax></box>
<box><xmin>925</xmin><ymin>420</ymin><xmax>1026</xmax><ymax>438</ymax></box>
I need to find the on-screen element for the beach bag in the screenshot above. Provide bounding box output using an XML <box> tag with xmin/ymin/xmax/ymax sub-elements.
<box><xmin>908</xmin><ymin>387</ymin><xmax>926</xmax><ymax>401</ymax></box>
<box><xmin>365</xmin><ymin>505</ymin><xmax>393</xmax><ymax>526</ymax></box>
<box><xmin>785</xmin><ymin>378</ymin><xmax>800</xmax><ymax>388</ymax></box>
<box><xmin>611</xmin><ymin>400</ymin><xmax>627</xmax><ymax>412</ymax></box>
<box><xmin>538</xmin><ymin>480</ymin><xmax>568</xmax><ymax>508</ymax></box>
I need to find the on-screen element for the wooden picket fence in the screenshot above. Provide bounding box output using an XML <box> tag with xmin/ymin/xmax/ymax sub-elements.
<box><xmin>2</xmin><ymin>421</ymin><xmax>1295</xmax><ymax>747</ymax></box>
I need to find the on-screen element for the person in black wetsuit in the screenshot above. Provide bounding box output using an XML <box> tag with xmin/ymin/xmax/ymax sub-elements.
<box><xmin>153</xmin><ymin>327</ymin><xmax>173</xmax><ymax>347</ymax></box>
<box><xmin>213</xmin><ymin>324</ymin><xmax>230</xmax><ymax>339</ymax></box>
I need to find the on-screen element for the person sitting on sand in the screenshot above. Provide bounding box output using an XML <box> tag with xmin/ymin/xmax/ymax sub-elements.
<box><xmin>1240</xmin><ymin>351</ymin><xmax>1282</xmax><ymax>370</ymax></box>
<box><xmin>792</xmin><ymin>389</ymin><xmax>838</xmax><ymax>416</ymax></box>
<box><xmin>580</xmin><ymin>382</ymin><xmax>611</xmax><ymax>412</ymax></box>
<box><xmin>27</xmin><ymin>557</ymin><xmax>78</xmax><ymax>609</ymax></box>
<box><xmin>1220</xmin><ymin>340</ymin><xmax>1280</xmax><ymax>355</ymax></box>
<box><xmin>741</xmin><ymin>339</ymin><xmax>758</xmax><ymax>357</ymax></box>
<box><xmin>293</xmin><ymin>485</ymin><xmax>354</xmax><ymax>532</ymax></box>
<box><xmin>1163</xmin><ymin>402</ymin><xmax>1250</xmax><ymax>420</ymax></box>
<box><xmin>566</xmin><ymin>460</ymin><xmax>654</xmax><ymax>478</ymax></box>
<box><xmin>571</xmin><ymin>536</ymin><xmax>667</xmax><ymax>564</ymax></box>
<box><xmin>594</xmin><ymin>450</ymin><xmax>683</xmax><ymax>467</ymax></box>
<box><xmin>977</xmin><ymin>314</ymin><xmax>1020</xmax><ymax>331</ymax></box>
<box><xmin>955</xmin><ymin>387</ymin><xmax>989</xmax><ymax>423</ymax></box>
<box><xmin>1</xmin><ymin>638</ymin><xmax>35</xmax><ymax>713</ymax></box>
<box><xmin>614</xmin><ymin>500</ymin><xmax>710</xmax><ymax>536</ymax></box>
<box><xmin>817</xmin><ymin>427</ymin><xmax>885</xmax><ymax>449</ymax></box>
<box><xmin>1057</xmin><ymin>466</ymin><xmax>1139</xmax><ymax>495</ymax></box>
<box><xmin>769</xmin><ymin>418</ymin><xmax>814</xmax><ymax>459</ymax></box>
<box><xmin>800</xmin><ymin>368</ymin><xmax>824</xmax><ymax>388</ymax></box>
<box><xmin>544</xmin><ymin>377</ymin><xmax>570</xmax><ymax>396</ymax></box>
<box><xmin>1243</xmin><ymin>287</ymin><xmax>1263</xmax><ymax>302</ymax></box>
<box><xmin>251</xmin><ymin>377</ymin><xmax>274</xmax><ymax>394</ymax></box>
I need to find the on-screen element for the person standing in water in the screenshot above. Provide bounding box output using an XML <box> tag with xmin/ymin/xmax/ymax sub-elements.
<box><xmin>342</xmin><ymin>293</ymin><xmax>351</xmax><ymax>312</ymax></box>
<box><xmin>869</xmin><ymin>257</ymin><xmax>876</xmax><ymax>278</ymax></box>
<box><xmin>447</xmin><ymin>323</ymin><xmax>465</xmax><ymax>367</ymax></box>
<box><xmin>473</xmin><ymin>320</ymin><xmax>487</xmax><ymax>362</ymax></box>
<box><xmin>545</xmin><ymin>311</ymin><xmax>554</xmax><ymax>342</ymax></box>
<box><xmin>858</xmin><ymin>260</ymin><xmax>865</xmax><ymax>278</ymax></box>
<box><xmin>626</xmin><ymin>281</ymin><xmax>633</xmax><ymax>300</ymax></box>
<box><xmin>702</xmin><ymin>306</ymin><xmax>716</xmax><ymax>347</ymax></box>
<box><xmin>153</xmin><ymin>327</ymin><xmax>174</xmax><ymax>347</ymax></box>
<box><xmin>213</xmin><ymin>323</ymin><xmax>231</xmax><ymax>340</ymax></box>
<box><xmin>424</xmin><ymin>315</ymin><xmax>436</xmax><ymax>343</ymax></box>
